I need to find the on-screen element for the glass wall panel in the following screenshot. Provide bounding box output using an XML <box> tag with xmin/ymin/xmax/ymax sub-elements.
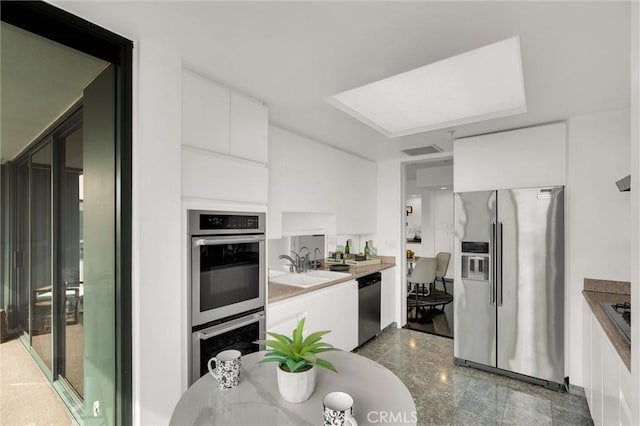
<box><xmin>63</xmin><ymin>126</ymin><xmax>84</xmax><ymax>397</ymax></box>
<box><xmin>30</xmin><ymin>142</ymin><xmax>53</xmax><ymax>372</ymax></box>
<box><xmin>16</xmin><ymin>161</ymin><xmax>30</xmax><ymax>334</ymax></box>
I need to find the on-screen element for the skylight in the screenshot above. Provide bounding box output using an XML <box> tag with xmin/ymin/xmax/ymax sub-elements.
<box><xmin>325</xmin><ymin>36</ymin><xmax>527</xmax><ymax>138</ymax></box>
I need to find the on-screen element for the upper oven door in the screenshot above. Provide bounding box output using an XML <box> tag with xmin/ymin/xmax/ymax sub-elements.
<box><xmin>191</xmin><ymin>234</ymin><xmax>265</xmax><ymax>326</ymax></box>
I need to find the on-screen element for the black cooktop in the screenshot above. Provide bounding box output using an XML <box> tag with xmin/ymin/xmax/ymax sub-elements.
<box><xmin>601</xmin><ymin>302</ymin><xmax>631</xmax><ymax>345</ymax></box>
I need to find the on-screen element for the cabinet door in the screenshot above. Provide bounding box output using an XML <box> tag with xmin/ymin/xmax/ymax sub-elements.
<box><xmin>182</xmin><ymin>69</ymin><xmax>230</xmax><ymax>153</ymax></box>
<box><xmin>619</xmin><ymin>363</ymin><xmax>632</xmax><ymax>426</ymax></box>
<box><xmin>267</xmin><ymin>280</ymin><xmax>358</xmax><ymax>351</ymax></box>
<box><xmin>381</xmin><ymin>268</ymin><xmax>396</xmax><ymax>329</ymax></box>
<box><xmin>591</xmin><ymin>314</ymin><xmax>603</xmax><ymax>426</ymax></box>
<box><xmin>230</xmin><ymin>91</ymin><xmax>268</xmax><ymax>163</ymax></box>
<box><xmin>181</xmin><ymin>149</ymin><xmax>268</xmax><ymax>204</ymax></box>
<box><xmin>601</xmin><ymin>332</ymin><xmax>620</xmax><ymax>426</ymax></box>
<box><xmin>583</xmin><ymin>300</ymin><xmax>592</xmax><ymax>408</ymax></box>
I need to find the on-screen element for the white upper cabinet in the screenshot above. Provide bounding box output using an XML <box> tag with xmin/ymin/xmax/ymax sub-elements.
<box><xmin>268</xmin><ymin>126</ymin><xmax>376</xmax><ymax>238</ymax></box>
<box><xmin>182</xmin><ymin>69</ymin><xmax>230</xmax><ymax>154</ymax></box>
<box><xmin>453</xmin><ymin>122</ymin><xmax>566</xmax><ymax>192</ymax></box>
<box><xmin>181</xmin><ymin>68</ymin><xmax>269</xmax><ymax>204</ymax></box>
<box><xmin>182</xmin><ymin>68</ymin><xmax>268</xmax><ymax>165</ymax></box>
<box><xmin>230</xmin><ymin>92</ymin><xmax>268</xmax><ymax>163</ymax></box>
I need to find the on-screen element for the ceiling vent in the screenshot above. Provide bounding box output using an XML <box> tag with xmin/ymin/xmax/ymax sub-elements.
<box><xmin>401</xmin><ymin>145</ymin><xmax>443</xmax><ymax>156</ymax></box>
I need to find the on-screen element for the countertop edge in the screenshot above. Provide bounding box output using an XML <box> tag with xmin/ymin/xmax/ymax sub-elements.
<box><xmin>584</xmin><ymin>278</ymin><xmax>630</xmax><ymax>295</ymax></box>
<box><xmin>582</xmin><ymin>290</ymin><xmax>630</xmax><ymax>371</ymax></box>
<box><xmin>268</xmin><ymin>262</ymin><xmax>396</xmax><ymax>304</ymax></box>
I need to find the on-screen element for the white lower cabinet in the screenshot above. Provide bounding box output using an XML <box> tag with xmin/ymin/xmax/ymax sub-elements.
<box><xmin>601</xmin><ymin>336</ymin><xmax>620</xmax><ymax>425</ymax></box>
<box><xmin>619</xmin><ymin>362</ymin><xmax>632</xmax><ymax>425</ymax></box>
<box><xmin>583</xmin><ymin>299</ymin><xmax>631</xmax><ymax>426</ymax></box>
<box><xmin>267</xmin><ymin>280</ymin><xmax>358</xmax><ymax>351</ymax></box>
<box><xmin>380</xmin><ymin>268</ymin><xmax>396</xmax><ymax>329</ymax></box>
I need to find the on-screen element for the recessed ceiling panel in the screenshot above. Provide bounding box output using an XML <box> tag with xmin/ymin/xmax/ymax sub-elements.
<box><xmin>326</xmin><ymin>36</ymin><xmax>527</xmax><ymax>138</ymax></box>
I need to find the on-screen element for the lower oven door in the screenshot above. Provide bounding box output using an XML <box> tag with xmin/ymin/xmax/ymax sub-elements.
<box><xmin>191</xmin><ymin>310</ymin><xmax>265</xmax><ymax>385</ymax></box>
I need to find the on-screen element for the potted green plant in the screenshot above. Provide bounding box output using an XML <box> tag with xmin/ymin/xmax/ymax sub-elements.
<box><xmin>259</xmin><ymin>317</ymin><xmax>337</xmax><ymax>403</ymax></box>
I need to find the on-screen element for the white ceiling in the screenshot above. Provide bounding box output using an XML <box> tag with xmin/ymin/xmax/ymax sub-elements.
<box><xmin>0</xmin><ymin>22</ymin><xmax>107</xmax><ymax>163</ymax></box>
<box><xmin>51</xmin><ymin>1</ymin><xmax>631</xmax><ymax>161</ymax></box>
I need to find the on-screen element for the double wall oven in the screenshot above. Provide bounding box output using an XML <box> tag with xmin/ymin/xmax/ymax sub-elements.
<box><xmin>189</xmin><ymin>210</ymin><xmax>265</xmax><ymax>384</ymax></box>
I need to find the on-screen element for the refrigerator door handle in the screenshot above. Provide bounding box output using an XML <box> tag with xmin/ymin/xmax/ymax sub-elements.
<box><xmin>490</xmin><ymin>221</ymin><xmax>496</xmax><ymax>305</ymax></box>
<box><xmin>497</xmin><ymin>222</ymin><xmax>504</xmax><ymax>306</ymax></box>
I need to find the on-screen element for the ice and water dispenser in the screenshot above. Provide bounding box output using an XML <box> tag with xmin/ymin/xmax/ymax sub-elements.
<box><xmin>461</xmin><ymin>241</ymin><xmax>490</xmax><ymax>281</ymax></box>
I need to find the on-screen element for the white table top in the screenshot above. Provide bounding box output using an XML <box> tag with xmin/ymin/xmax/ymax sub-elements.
<box><xmin>170</xmin><ymin>350</ymin><xmax>416</xmax><ymax>426</ymax></box>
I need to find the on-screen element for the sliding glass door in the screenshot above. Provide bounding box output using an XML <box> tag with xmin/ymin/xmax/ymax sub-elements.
<box><xmin>62</xmin><ymin>124</ymin><xmax>84</xmax><ymax>396</ymax></box>
<box><xmin>1</xmin><ymin>3</ymin><xmax>132</xmax><ymax>423</ymax></box>
<box><xmin>29</xmin><ymin>142</ymin><xmax>54</xmax><ymax>374</ymax></box>
<box><xmin>11</xmin><ymin>111</ymin><xmax>86</xmax><ymax>400</ymax></box>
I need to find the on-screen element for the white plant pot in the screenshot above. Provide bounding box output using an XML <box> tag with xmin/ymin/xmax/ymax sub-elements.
<box><xmin>276</xmin><ymin>365</ymin><xmax>317</xmax><ymax>403</ymax></box>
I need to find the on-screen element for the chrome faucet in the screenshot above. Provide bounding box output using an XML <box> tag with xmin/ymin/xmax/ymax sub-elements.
<box><xmin>293</xmin><ymin>250</ymin><xmax>309</xmax><ymax>273</ymax></box>
<box><xmin>279</xmin><ymin>254</ymin><xmax>299</xmax><ymax>273</ymax></box>
<box><xmin>313</xmin><ymin>248</ymin><xmax>322</xmax><ymax>271</ymax></box>
<box><xmin>299</xmin><ymin>247</ymin><xmax>310</xmax><ymax>273</ymax></box>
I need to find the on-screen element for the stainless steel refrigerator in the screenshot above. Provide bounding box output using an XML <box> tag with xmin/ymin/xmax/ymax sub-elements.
<box><xmin>453</xmin><ymin>186</ymin><xmax>565</xmax><ymax>388</ymax></box>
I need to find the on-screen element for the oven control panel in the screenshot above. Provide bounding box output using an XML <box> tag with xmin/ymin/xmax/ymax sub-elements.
<box><xmin>189</xmin><ymin>210</ymin><xmax>266</xmax><ymax>235</ymax></box>
<box><xmin>200</xmin><ymin>214</ymin><xmax>259</xmax><ymax>230</ymax></box>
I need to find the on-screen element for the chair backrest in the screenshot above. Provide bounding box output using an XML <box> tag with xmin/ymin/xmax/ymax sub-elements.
<box><xmin>408</xmin><ymin>257</ymin><xmax>437</xmax><ymax>285</ymax></box>
<box><xmin>435</xmin><ymin>252</ymin><xmax>451</xmax><ymax>278</ymax></box>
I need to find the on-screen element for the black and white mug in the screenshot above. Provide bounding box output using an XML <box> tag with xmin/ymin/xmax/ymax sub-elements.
<box><xmin>207</xmin><ymin>349</ymin><xmax>241</xmax><ymax>390</ymax></box>
<box><xmin>323</xmin><ymin>391</ymin><xmax>357</xmax><ymax>426</ymax></box>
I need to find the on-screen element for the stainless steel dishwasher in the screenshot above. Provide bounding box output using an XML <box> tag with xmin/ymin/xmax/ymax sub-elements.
<box><xmin>358</xmin><ymin>272</ymin><xmax>381</xmax><ymax>346</ymax></box>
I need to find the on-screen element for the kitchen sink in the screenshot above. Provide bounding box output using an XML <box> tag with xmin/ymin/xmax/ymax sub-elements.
<box><xmin>268</xmin><ymin>269</ymin><xmax>351</xmax><ymax>288</ymax></box>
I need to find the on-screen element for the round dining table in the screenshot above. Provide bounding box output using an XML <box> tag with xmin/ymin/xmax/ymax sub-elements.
<box><xmin>170</xmin><ymin>350</ymin><xmax>416</xmax><ymax>426</ymax></box>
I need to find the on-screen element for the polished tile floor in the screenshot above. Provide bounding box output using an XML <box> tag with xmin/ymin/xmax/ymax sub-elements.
<box><xmin>355</xmin><ymin>327</ymin><xmax>593</xmax><ymax>426</ymax></box>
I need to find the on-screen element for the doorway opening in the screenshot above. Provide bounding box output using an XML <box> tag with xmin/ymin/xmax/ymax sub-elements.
<box><xmin>403</xmin><ymin>159</ymin><xmax>455</xmax><ymax>338</ymax></box>
<box><xmin>1</xmin><ymin>3</ymin><xmax>132</xmax><ymax>425</ymax></box>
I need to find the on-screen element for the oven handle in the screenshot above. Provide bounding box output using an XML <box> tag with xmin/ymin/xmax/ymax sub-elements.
<box><xmin>197</xmin><ymin>312</ymin><xmax>265</xmax><ymax>341</ymax></box>
<box><xmin>194</xmin><ymin>235</ymin><xmax>265</xmax><ymax>246</ymax></box>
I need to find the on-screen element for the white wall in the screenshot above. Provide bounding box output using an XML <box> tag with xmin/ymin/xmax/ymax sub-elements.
<box><xmin>376</xmin><ymin>160</ymin><xmax>404</xmax><ymax>326</ymax></box>
<box><xmin>567</xmin><ymin>108</ymin><xmax>630</xmax><ymax>387</ymax></box>
<box><xmin>454</xmin><ymin>122</ymin><xmax>567</xmax><ymax>192</ymax></box>
<box><xmin>416</xmin><ymin>165</ymin><xmax>452</xmax><ymax>188</ymax></box>
<box><xmin>630</xmin><ymin>4</ymin><xmax>640</xmax><ymax>425</ymax></box>
<box><xmin>135</xmin><ymin>39</ymin><xmax>183</xmax><ymax>425</ymax></box>
<box><xmin>405</xmin><ymin>192</ymin><xmax>422</xmax><ymax>242</ymax></box>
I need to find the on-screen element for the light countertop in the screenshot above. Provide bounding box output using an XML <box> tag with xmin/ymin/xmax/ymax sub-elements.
<box><xmin>582</xmin><ymin>278</ymin><xmax>630</xmax><ymax>371</ymax></box>
<box><xmin>268</xmin><ymin>256</ymin><xmax>396</xmax><ymax>304</ymax></box>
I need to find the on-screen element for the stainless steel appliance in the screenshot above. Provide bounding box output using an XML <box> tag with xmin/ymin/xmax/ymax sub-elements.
<box><xmin>601</xmin><ymin>302</ymin><xmax>631</xmax><ymax>345</ymax></box>
<box><xmin>191</xmin><ymin>309</ymin><xmax>265</xmax><ymax>384</ymax></box>
<box><xmin>189</xmin><ymin>210</ymin><xmax>265</xmax><ymax>327</ymax></box>
<box><xmin>453</xmin><ymin>187</ymin><xmax>565</xmax><ymax>389</ymax></box>
<box><xmin>189</xmin><ymin>210</ymin><xmax>266</xmax><ymax>384</ymax></box>
<box><xmin>358</xmin><ymin>272</ymin><xmax>381</xmax><ymax>346</ymax></box>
